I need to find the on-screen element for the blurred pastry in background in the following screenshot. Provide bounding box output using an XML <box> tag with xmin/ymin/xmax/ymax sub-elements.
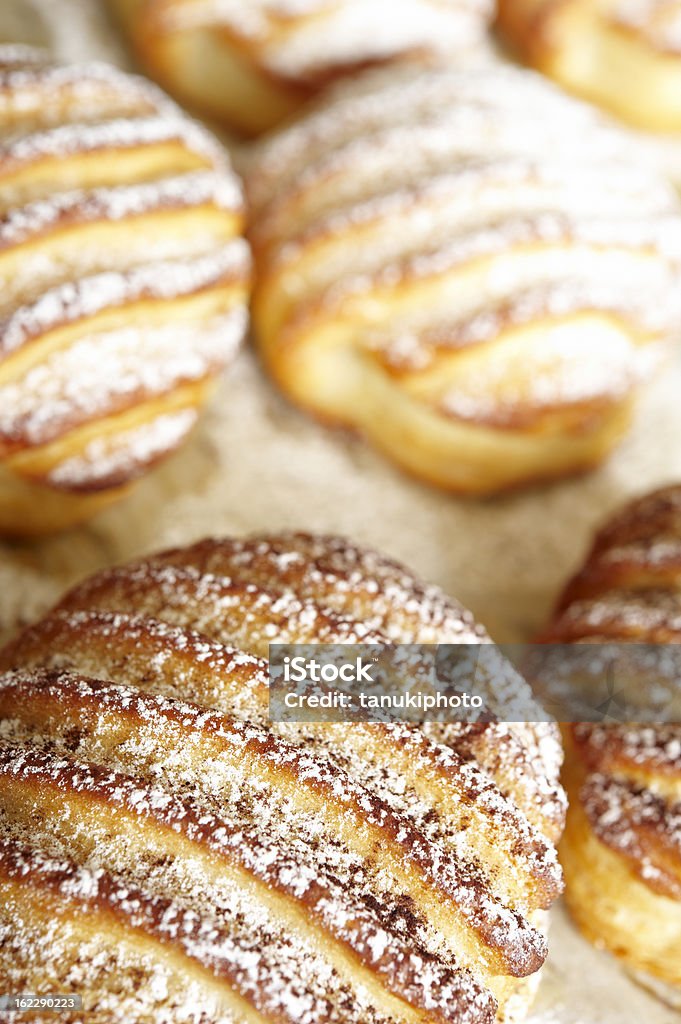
<box><xmin>0</xmin><ymin>46</ymin><xmax>250</xmax><ymax>536</ymax></box>
<box><xmin>496</xmin><ymin>0</ymin><xmax>681</xmax><ymax>134</ymax></box>
<box><xmin>541</xmin><ymin>484</ymin><xmax>681</xmax><ymax>1004</ymax></box>
<box><xmin>106</xmin><ymin>0</ymin><xmax>493</xmax><ymax>136</ymax></box>
<box><xmin>247</xmin><ymin>64</ymin><xmax>681</xmax><ymax>495</ymax></box>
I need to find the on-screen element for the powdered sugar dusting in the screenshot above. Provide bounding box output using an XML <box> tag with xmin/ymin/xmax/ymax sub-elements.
<box><xmin>0</xmin><ymin>306</ymin><xmax>246</xmax><ymax>446</ymax></box>
<box><xmin>582</xmin><ymin>774</ymin><xmax>681</xmax><ymax>898</ymax></box>
<box><xmin>0</xmin><ymin>171</ymin><xmax>242</xmax><ymax>251</ymax></box>
<box><xmin>249</xmin><ymin>62</ymin><xmax>681</xmax><ymax>441</ymax></box>
<box><xmin>0</xmin><ymin>533</ymin><xmax>566</xmax><ymax>1021</ymax></box>
<box><xmin>548</xmin><ymin>486</ymin><xmax>681</xmax><ymax>931</ymax></box>
<box><xmin>158</xmin><ymin>0</ymin><xmax>493</xmax><ymax>80</ymax></box>
<box><xmin>0</xmin><ymin>241</ymin><xmax>250</xmax><ymax>357</ymax></box>
<box><xmin>46</xmin><ymin>408</ymin><xmax>199</xmax><ymax>489</ymax></box>
<box><xmin>1</xmin><ymin>111</ymin><xmax>225</xmax><ymax>172</ymax></box>
<box><xmin>0</xmin><ymin>44</ymin><xmax>248</xmax><ymax>507</ymax></box>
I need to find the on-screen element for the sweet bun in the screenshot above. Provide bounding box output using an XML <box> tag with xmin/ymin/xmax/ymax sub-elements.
<box><xmin>0</xmin><ymin>533</ymin><xmax>566</xmax><ymax>1023</ymax></box>
<box><xmin>541</xmin><ymin>485</ymin><xmax>681</xmax><ymax>1000</ymax></box>
<box><xmin>0</xmin><ymin>46</ymin><xmax>250</xmax><ymax>536</ymax></box>
<box><xmin>107</xmin><ymin>0</ymin><xmax>493</xmax><ymax>136</ymax></box>
<box><xmin>248</xmin><ymin>65</ymin><xmax>681</xmax><ymax>494</ymax></box>
<box><xmin>496</xmin><ymin>0</ymin><xmax>681</xmax><ymax>134</ymax></box>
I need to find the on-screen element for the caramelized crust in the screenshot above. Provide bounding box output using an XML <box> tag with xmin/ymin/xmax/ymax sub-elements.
<box><xmin>541</xmin><ymin>485</ymin><xmax>681</xmax><ymax>995</ymax></box>
<box><xmin>247</xmin><ymin>65</ymin><xmax>681</xmax><ymax>494</ymax></box>
<box><xmin>106</xmin><ymin>0</ymin><xmax>492</xmax><ymax>136</ymax></box>
<box><xmin>0</xmin><ymin>46</ymin><xmax>250</xmax><ymax>536</ymax></box>
<box><xmin>0</xmin><ymin>533</ymin><xmax>566</xmax><ymax>1023</ymax></box>
<box><xmin>496</xmin><ymin>0</ymin><xmax>681</xmax><ymax>134</ymax></box>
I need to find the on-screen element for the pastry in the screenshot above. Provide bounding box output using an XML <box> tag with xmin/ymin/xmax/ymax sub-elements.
<box><xmin>0</xmin><ymin>533</ymin><xmax>566</xmax><ymax>1023</ymax></box>
<box><xmin>0</xmin><ymin>46</ymin><xmax>250</xmax><ymax>536</ymax></box>
<box><xmin>247</xmin><ymin>65</ymin><xmax>681</xmax><ymax>494</ymax></box>
<box><xmin>541</xmin><ymin>485</ymin><xmax>681</xmax><ymax>998</ymax></box>
<box><xmin>106</xmin><ymin>0</ymin><xmax>493</xmax><ymax>136</ymax></box>
<box><xmin>496</xmin><ymin>0</ymin><xmax>681</xmax><ymax>134</ymax></box>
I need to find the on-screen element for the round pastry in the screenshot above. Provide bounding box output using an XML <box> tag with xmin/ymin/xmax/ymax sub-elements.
<box><xmin>496</xmin><ymin>0</ymin><xmax>681</xmax><ymax>134</ymax></box>
<box><xmin>541</xmin><ymin>485</ymin><xmax>681</xmax><ymax>999</ymax></box>
<box><xmin>247</xmin><ymin>65</ymin><xmax>681</xmax><ymax>495</ymax></box>
<box><xmin>0</xmin><ymin>533</ymin><xmax>566</xmax><ymax>1023</ymax></box>
<box><xmin>0</xmin><ymin>46</ymin><xmax>250</xmax><ymax>537</ymax></box>
<box><xmin>106</xmin><ymin>0</ymin><xmax>493</xmax><ymax>137</ymax></box>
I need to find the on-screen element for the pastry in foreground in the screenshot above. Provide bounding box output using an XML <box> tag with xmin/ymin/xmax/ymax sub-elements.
<box><xmin>248</xmin><ymin>65</ymin><xmax>681</xmax><ymax>494</ymax></box>
<box><xmin>106</xmin><ymin>0</ymin><xmax>492</xmax><ymax>136</ymax></box>
<box><xmin>0</xmin><ymin>46</ymin><xmax>250</xmax><ymax>536</ymax></box>
<box><xmin>541</xmin><ymin>485</ymin><xmax>681</xmax><ymax>998</ymax></box>
<box><xmin>496</xmin><ymin>0</ymin><xmax>681</xmax><ymax>134</ymax></box>
<box><xmin>0</xmin><ymin>533</ymin><xmax>566</xmax><ymax>1023</ymax></box>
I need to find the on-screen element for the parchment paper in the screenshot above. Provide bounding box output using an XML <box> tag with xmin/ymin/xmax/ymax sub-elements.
<box><xmin>1</xmin><ymin>2</ymin><xmax>680</xmax><ymax>1020</ymax></box>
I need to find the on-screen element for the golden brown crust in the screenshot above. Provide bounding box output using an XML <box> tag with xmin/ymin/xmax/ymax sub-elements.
<box><xmin>247</xmin><ymin>64</ymin><xmax>681</xmax><ymax>494</ymax></box>
<box><xmin>0</xmin><ymin>46</ymin><xmax>250</xmax><ymax>536</ymax></box>
<box><xmin>107</xmin><ymin>0</ymin><xmax>493</xmax><ymax>136</ymax></box>
<box><xmin>542</xmin><ymin>484</ymin><xmax>681</xmax><ymax>991</ymax></box>
<box><xmin>0</xmin><ymin>532</ymin><xmax>566</xmax><ymax>1023</ymax></box>
<box><xmin>496</xmin><ymin>0</ymin><xmax>681</xmax><ymax>133</ymax></box>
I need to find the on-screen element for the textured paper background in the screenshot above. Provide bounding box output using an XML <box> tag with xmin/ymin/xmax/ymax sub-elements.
<box><xmin>1</xmin><ymin>2</ymin><xmax>680</xmax><ymax>1019</ymax></box>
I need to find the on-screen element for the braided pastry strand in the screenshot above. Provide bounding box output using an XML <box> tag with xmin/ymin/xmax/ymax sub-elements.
<box><xmin>106</xmin><ymin>0</ymin><xmax>493</xmax><ymax>136</ymax></box>
<box><xmin>497</xmin><ymin>0</ymin><xmax>681</xmax><ymax>135</ymax></box>
<box><xmin>0</xmin><ymin>533</ymin><xmax>566</xmax><ymax>1023</ymax></box>
<box><xmin>247</xmin><ymin>65</ymin><xmax>681</xmax><ymax>495</ymax></box>
<box><xmin>0</xmin><ymin>46</ymin><xmax>250</xmax><ymax>536</ymax></box>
